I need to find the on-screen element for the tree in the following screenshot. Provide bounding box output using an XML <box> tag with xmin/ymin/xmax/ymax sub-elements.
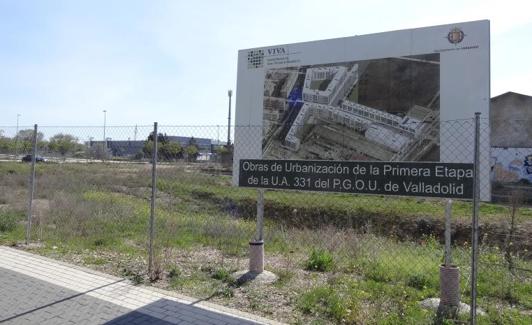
<box><xmin>147</xmin><ymin>131</ymin><xmax>168</xmax><ymax>144</ymax></box>
<box><xmin>37</xmin><ymin>140</ymin><xmax>49</xmax><ymax>152</ymax></box>
<box><xmin>48</xmin><ymin>133</ymin><xmax>80</xmax><ymax>156</ymax></box>
<box><xmin>16</xmin><ymin>129</ymin><xmax>44</xmax><ymax>142</ymax></box>
<box><xmin>216</xmin><ymin>144</ymin><xmax>233</xmax><ymax>166</ymax></box>
<box><xmin>160</xmin><ymin>142</ymin><xmax>183</xmax><ymax>161</ymax></box>
<box><xmin>0</xmin><ymin>135</ymin><xmax>11</xmax><ymax>153</ymax></box>
<box><xmin>14</xmin><ymin>129</ymin><xmax>44</xmax><ymax>154</ymax></box>
<box><xmin>143</xmin><ymin>132</ymin><xmax>179</xmax><ymax>160</ymax></box>
<box><xmin>143</xmin><ymin>140</ymin><xmax>154</xmax><ymax>158</ymax></box>
<box><xmin>185</xmin><ymin>137</ymin><xmax>199</xmax><ymax>162</ymax></box>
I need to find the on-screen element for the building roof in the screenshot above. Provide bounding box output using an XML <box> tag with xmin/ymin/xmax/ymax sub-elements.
<box><xmin>490</xmin><ymin>91</ymin><xmax>532</xmax><ymax>148</ymax></box>
<box><xmin>491</xmin><ymin>91</ymin><xmax>532</xmax><ymax>102</ymax></box>
<box><xmin>166</xmin><ymin>136</ymin><xmax>212</xmax><ymax>147</ymax></box>
<box><xmin>406</xmin><ymin>105</ymin><xmax>431</xmax><ymax>122</ymax></box>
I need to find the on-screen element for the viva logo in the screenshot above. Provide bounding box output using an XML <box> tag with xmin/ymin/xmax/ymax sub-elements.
<box><xmin>267</xmin><ymin>47</ymin><xmax>286</xmax><ymax>55</ymax></box>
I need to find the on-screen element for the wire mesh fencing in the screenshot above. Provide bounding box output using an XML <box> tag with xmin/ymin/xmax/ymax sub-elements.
<box><xmin>0</xmin><ymin>125</ymin><xmax>36</xmax><ymax>161</ymax></box>
<box><xmin>0</xmin><ymin>125</ymin><xmax>157</xmax><ymax>281</ymax></box>
<box><xmin>0</xmin><ymin>118</ymin><xmax>530</xmax><ymax>324</ymax></box>
<box><xmin>476</xmin><ymin>118</ymin><xmax>532</xmax><ymax>322</ymax></box>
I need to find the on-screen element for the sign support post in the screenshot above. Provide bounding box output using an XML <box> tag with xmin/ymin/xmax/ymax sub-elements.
<box><xmin>444</xmin><ymin>199</ymin><xmax>453</xmax><ymax>266</ymax></box>
<box><xmin>249</xmin><ymin>189</ymin><xmax>265</xmax><ymax>273</ymax></box>
<box><xmin>439</xmin><ymin>199</ymin><xmax>460</xmax><ymax>315</ymax></box>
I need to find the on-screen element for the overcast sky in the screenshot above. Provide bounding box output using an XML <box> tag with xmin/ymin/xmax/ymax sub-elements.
<box><xmin>1</xmin><ymin>0</ymin><xmax>531</xmax><ymax>128</ymax></box>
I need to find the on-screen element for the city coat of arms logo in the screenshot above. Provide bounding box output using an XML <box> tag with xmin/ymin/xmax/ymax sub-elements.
<box><xmin>447</xmin><ymin>27</ymin><xmax>465</xmax><ymax>44</ymax></box>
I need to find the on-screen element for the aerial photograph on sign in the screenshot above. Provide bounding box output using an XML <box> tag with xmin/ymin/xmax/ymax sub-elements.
<box><xmin>262</xmin><ymin>54</ymin><xmax>440</xmax><ymax>162</ymax></box>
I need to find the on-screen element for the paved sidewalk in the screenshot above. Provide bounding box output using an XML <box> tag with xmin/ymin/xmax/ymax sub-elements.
<box><xmin>0</xmin><ymin>246</ymin><xmax>281</xmax><ymax>325</ymax></box>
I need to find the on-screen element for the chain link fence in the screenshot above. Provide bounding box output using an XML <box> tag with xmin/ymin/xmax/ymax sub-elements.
<box><xmin>0</xmin><ymin>118</ymin><xmax>530</xmax><ymax>324</ymax></box>
<box><xmin>0</xmin><ymin>126</ymin><xmax>35</xmax><ymax>161</ymax></box>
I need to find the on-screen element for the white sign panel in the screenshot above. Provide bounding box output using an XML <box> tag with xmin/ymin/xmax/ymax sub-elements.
<box><xmin>234</xmin><ymin>20</ymin><xmax>490</xmax><ymax>200</ymax></box>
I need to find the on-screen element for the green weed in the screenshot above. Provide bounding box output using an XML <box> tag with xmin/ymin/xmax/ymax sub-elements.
<box><xmin>83</xmin><ymin>256</ymin><xmax>107</xmax><ymax>265</ymax></box>
<box><xmin>168</xmin><ymin>266</ymin><xmax>181</xmax><ymax>279</ymax></box>
<box><xmin>214</xmin><ymin>286</ymin><xmax>234</xmax><ymax>298</ymax></box>
<box><xmin>305</xmin><ymin>248</ymin><xmax>334</xmax><ymax>272</ymax></box>
<box><xmin>121</xmin><ymin>267</ymin><xmax>144</xmax><ymax>285</ymax></box>
<box><xmin>298</xmin><ymin>285</ymin><xmax>362</xmax><ymax>323</ymax></box>
<box><xmin>210</xmin><ymin>267</ymin><xmax>235</xmax><ymax>285</ymax></box>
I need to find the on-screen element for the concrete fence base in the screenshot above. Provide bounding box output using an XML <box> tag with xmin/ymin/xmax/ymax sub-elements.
<box><xmin>249</xmin><ymin>240</ymin><xmax>264</xmax><ymax>273</ymax></box>
<box><xmin>440</xmin><ymin>264</ymin><xmax>460</xmax><ymax>306</ymax></box>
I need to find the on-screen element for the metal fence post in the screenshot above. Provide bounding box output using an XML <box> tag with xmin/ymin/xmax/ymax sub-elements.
<box><xmin>148</xmin><ymin>122</ymin><xmax>158</xmax><ymax>276</ymax></box>
<box><xmin>25</xmin><ymin>124</ymin><xmax>38</xmax><ymax>245</ymax></box>
<box><xmin>470</xmin><ymin>112</ymin><xmax>481</xmax><ymax>324</ymax></box>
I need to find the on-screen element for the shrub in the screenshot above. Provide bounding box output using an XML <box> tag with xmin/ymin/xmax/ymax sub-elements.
<box><xmin>211</xmin><ymin>268</ymin><xmax>233</xmax><ymax>283</ymax></box>
<box><xmin>121</xmin><ymin>267</ymin><xmax>144</xmax><ymax>285</ymax></box>
<box><xmin>364</xmin><ymin>261</ymin><xmax>393</xmax><ymax>283</ymax></box>
<box><xmin>274</xmin><ymin>269</ymin><xmax>295</xmax><ymax>287</ymax></box>
<box><xmin>215</xmin><ymin>286</ymin><xmax>234</xmax><ymax>298</ymax></box>
<box><xmin>93</xmin><ymin>238</ymin><xmax>106</xmax><ymax>247</ymax></box>
<box><xmin>406</xmin><ymin>273</ymin><xmax>430</xmax><ymax>290</ymax></box>
<box><xmin>298</xmin><ymin>285</ymin><xmax>360</xmax><ymax>323</ymax></box>
<box><xmin>168</xmin><ymin>266</ymin><xmax>181</xmax><ymax>279</ymax></box>
<box><xmin>0</xmin><ymin>213</ymin><xmax>18</xmax><ymax>232</ymax></box>
<box><xmin>305</xmin><ymin>248</ymin><xmax>334</xmax><ymax>272</ymax></box>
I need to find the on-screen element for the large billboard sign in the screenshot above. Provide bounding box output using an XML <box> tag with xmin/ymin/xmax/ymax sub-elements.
<box><xmin>234</xmin><ymin>20</ymin><xmax>490</xmax><ymax>200</ymax></box>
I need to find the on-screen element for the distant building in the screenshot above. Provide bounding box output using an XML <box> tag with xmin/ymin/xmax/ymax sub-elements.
<box><xmin>264</xmin><ymin>70</ymin><xmax>298</xmax><ymax>98</ymax></box>
<box><xmin>285</xmin><ymin>103</ymin><xmax>312</xmax><ymax>150</ymax></box>
<box><xmin>341</xmin><ymin>100</ymin><xmax>403</xmax><ymax>128</ymax></box>
<box><xmin>263</xmin><ymin>97</ymin><xmax>287</xmax><ymax>122</ymax></box>
<box><xmin>90</xmin><ymin>136</ymin><xmax>213</xmax><ymax>157</ymax></box>
<box><xmin>283</xmin><ymin>100</ymin><xmax>430</xmax><ymax>153</ymax></box>
<box><xmin>280</xmin><ymin>71</ymin><xmax>298</xmax><ymax>98</ymax></box>
<box><xmin>166</xmin><ymin>136</ymin><xmax>212</xmax><ymax>151</ymax></box>
<box><xmin>106</xmin><ymin>140</ymin><xmax>144</xmax><ymax>157</ymax></box>
<box><xmin>364</xmin><ymin>124</ymin><xmax>410</xmax><ymax>152</ymax></box>
<box><xmin>302</xmin><ymin>65</ymin><xmax>357</xmax><ymax>105</ymax></box>
<box><xmin>341</xmin><ymin>101</ymin><xmax>432</xmax><ymax>135</ymax></box>
<box><xmin>489</xmin><ymin>92</ymin><xmax>532</xmax><ymax>202</ymax></box>
<box><xmin>491</xmin><ymin>91</ymin><xmax>532</xmax><ymax>147</ymax></box>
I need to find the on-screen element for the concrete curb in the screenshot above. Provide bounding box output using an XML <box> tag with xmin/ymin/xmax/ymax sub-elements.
<box><xmin>0</xmin><ymin>246</ymin><xmax>284</xmax><ymax>325</ymax></box>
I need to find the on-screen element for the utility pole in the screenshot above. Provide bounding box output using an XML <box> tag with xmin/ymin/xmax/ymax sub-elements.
<box><xmin>103</xmin><ymin>110</ymin><xmax>107</xmax><ymax>143</ymax></box>
<box><xmin>102</xmin><ymin>110</ymin><xmax>107</xmax><ymax>160</ymax></box>
<box><xmin>14</xmin><ymin>114</ymin><xmax>20</xmax><ymax>159</ymax></box>
<box><xmin>227</xmin><ymin>89</ymin><xmax>232</xmax><ymax>146</ymax></box>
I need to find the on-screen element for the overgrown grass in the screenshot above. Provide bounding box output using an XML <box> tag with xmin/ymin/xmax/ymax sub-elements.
<box><xmin>0</xmin><ymin>212</ymin><xmax>19</xmax><ymax>232</ymax></box>
<box><xmin>157</xmin><ymin>168</ymin><xmax>527</xmax><ymax>223</ymax></box>
<box><xmin>297</xmin><ymin>274</ymin><xmax>528</xmax><ymax>324</ymax></box>
<box><xmin>298</xmin><ymin>280</ymin><xmax>427</xmax><ymax>324</ymax></box>
<box><xmin>0</xmin><ymin>161</ymin><xmax>531</xmax><ymax>324</ymax></box>
<box><xmin>0</xmin><ymin>209</ymin><xmax>26</xmax><ymax>245</ymax></box>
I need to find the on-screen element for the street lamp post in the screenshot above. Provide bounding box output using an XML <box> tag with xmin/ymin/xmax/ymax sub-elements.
<box><xmin>14</xmin><ymin>114</ymin><xmax>20</xmax><ymax>159</ymax></box>
<box><xmin>103</xmin><ymin>110</ymin><xmax>107</xmax><ymax>142</ymax></box>
<box><xmin>227</xmin><ymin>90</ymin><xmax>232</xmax><ymax>146</ymax></box>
